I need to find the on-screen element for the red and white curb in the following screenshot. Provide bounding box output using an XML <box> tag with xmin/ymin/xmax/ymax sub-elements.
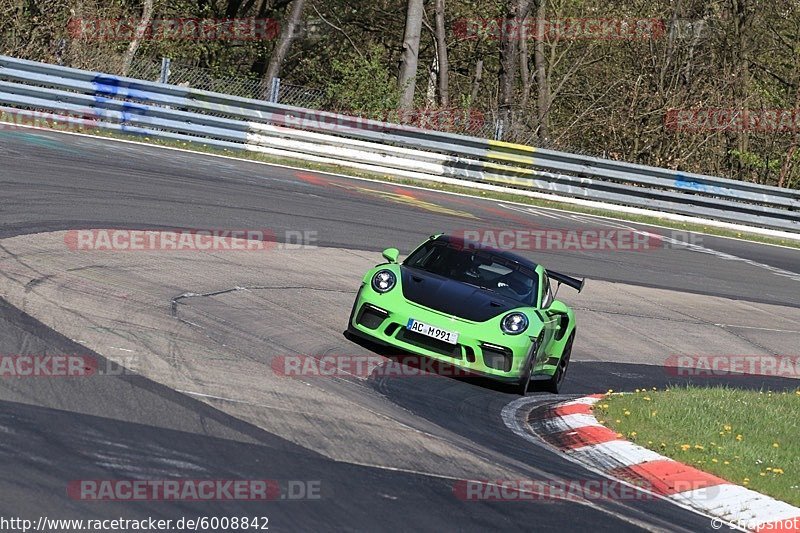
<box><xmin>503</xmin><ymin>394</ymin><xmax>800</xmax><ymax>532</ymax></box>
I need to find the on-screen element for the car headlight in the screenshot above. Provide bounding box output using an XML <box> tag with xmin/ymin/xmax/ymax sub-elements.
<box><xmin>371</xmin><ymin>269</ymin><xmax>396</xmax><ymax>293</ymax></box>
<box><xmin>501</xmin><ymin>312</ymin><xmax>528</xmax><ymax>335</ymax></box>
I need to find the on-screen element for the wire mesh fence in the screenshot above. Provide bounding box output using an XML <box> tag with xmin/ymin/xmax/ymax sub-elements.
<box><xmin>125</xmin><ymin>56</ymin><xmax>497</xmax><ymax>138</ymax></box>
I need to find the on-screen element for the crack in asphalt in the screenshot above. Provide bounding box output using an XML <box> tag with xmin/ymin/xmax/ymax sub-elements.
<box><xmin>170</xmin><ymin>285</ymin><xmax>351</xmax><ymax>318</ymax></box>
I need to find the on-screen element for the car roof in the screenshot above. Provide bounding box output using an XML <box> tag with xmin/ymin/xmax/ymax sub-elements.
<box><xmin>432</xmin><ymin>234</ymin><xmax>541</xmax><ymax>272</ymax></box>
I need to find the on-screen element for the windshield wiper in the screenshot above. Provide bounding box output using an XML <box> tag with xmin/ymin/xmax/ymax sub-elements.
<box><xmin>464</xmin><ymin>281</ymin><xmax>497</xmax><ymax>293</ymax></box>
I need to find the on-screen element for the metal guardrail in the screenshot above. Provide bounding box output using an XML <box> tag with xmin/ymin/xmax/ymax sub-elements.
<box><xmin>0</xmin><ymin>55</ymin><xmax>798</xmax><ymax>233</ymax></box>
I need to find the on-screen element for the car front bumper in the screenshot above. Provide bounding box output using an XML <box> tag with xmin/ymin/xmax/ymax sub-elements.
<box><xmin>349</xmin><ymin>286</ymin><xmax>557</xmax><ymax>381</ymax></box>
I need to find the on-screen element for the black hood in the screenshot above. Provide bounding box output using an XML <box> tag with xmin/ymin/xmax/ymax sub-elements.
<box><xmin>400</xmin><ymin>266</ymin><xmax>523</xmax><ymax>322</ymax></box>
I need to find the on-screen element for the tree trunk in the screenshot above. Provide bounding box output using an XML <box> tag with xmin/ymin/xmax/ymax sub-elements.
<box><xmin>120</xmin><ymin>0</ymin><xmax>154</xmax><ymax>76</ymax></box>
<box><xmin>469</xmin><ymin>59</ymin><xmax>483</xmax><ymax>105</ymax></box>
<box><xmin>533</xmin><ymin>0</ymin><xmax>548</xmax><ymax>143</ymax></box>
<box><xmin>434</xmin><ymin>0</ymin><xmax>449</xmax><ymax>107</ymax></box>
<box><xmin>519</xmin><ymin>21</ymin><xmax>531</xmax><ymax>112</ymax></box>
<box><xmin>262</xmin><ymin>0</ymin><xmax>307</xmax><ymax>96</ymax></box>
<box><xmin>497</xmin><ymin>0</ymin><xmax>531</xmax><ymax>138</ymax></box>
<box><xmin>732</xmin><ymin>0</ymin><xmax>752</xmax><ymax>180</ymax></box>
<box><xmin>398</xmin><ymin>0</ymin><xmax>425</xmax><ymax>112</ymax></box>
<box><xmin>426</xmin><ymin>56</ymin><xmax>438</xmax><ymax>112</ymax></box>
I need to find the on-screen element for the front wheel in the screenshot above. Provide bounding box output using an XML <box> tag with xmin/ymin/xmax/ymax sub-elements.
<box><xmin>517</xmin><ymin>357</ymin><xmax>533</xmax><ymax>396</ymax></box>
<box><xmin>543</xmin><ymin>332</ymin><xmax>574</xmax><ymax>394</ymax></box>
<box><xmin>515</xmin><ymin>346</ymin><xmax>536</xmax><ymax>396</ymax></box>
<box><xmin>347</xmin><ymin>286</ymin><xmax>363</xmax><ymax>329</ymax></box>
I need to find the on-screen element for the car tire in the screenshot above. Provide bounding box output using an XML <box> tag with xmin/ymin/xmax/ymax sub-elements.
<box><xmin>544</xmin><ymin>332</ymin><xmax>574</xmax><ymax>394</ymax></box>
<box><xmin>516</xmin><ymin>347</ymin><xmax>536</xmax><ymax>396</ymax></box>
<box><xmin>347</xmin><ymin>286</ymin><xmax>363</xmax><ymax>328</ymax></box>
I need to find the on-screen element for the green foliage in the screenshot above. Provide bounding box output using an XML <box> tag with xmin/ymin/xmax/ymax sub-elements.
<box><xmin>325</xmin><ymin>46</ymin><xmax>399</xmax><ymax>116</ymax></box>
<box><xmin>729</xmin><ymin>149</ymin><xmax>782</xmax><ymax>173</ymax></box>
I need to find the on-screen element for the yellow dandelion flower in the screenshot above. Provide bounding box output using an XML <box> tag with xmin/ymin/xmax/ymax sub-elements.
<box><xmin>694</xmin><ymin>444</ymin><xmax>705</xmax><ymax>450</ymax></box>
<box><xmin>773</xmin><ymin>443</ymin><xmax>779</xmax><ymax>448</ymax></box>
<box><xmin>774</xmin><ymin>468</ymin><xmax>784</xmax><ymax>474</ymax></box>
<box><xmin>623</xmin><ymin>410</ymin><xmax>631</xmax><ymax>416</ymax></box>
<box><xmin>643</xmin><ymin>397</ymin><xmax>652</xmax><ymax>401</ymax></box>
<box><xmin>680</xmin><ymin>444</ymin><xmax>691</xmax><ymax>451</ymax></box>
<box><xmin>736</xmin><ymin>434</ymin><xmax>743</xmax><ymax>441</ymax></box>
<box><xmin>711</xmin><ymin>458</ymin><xmax>718</xmax><ymax>463</ymax></box>
<box><xmin>724</xmin><ymin>461</ymin><xmax>730</xmax><ymax>465</ymax></box>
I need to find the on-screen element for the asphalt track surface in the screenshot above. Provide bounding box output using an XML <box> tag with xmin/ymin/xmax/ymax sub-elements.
<box><xmin>0</xmin><ymin>128</ymin><xmax>799</xmax><ymax>531</ymax></box>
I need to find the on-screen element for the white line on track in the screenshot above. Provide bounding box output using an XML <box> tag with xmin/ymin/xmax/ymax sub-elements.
<box><xmin>510</xmin><ymin>205</ymin><xmax>562</xmax><ymax>219</ymax></box>
<box><xmin>568</xmin><ymin>212</ymin><xmax>635</xmax><ymax>229</ymax></box>
<box><xmin>498</xmin><ymin>201</ymin><xmax>800</xmax><ymax>283</ymax></box>
<box><xmin>714</xmin><ymin>324</ymin><xmax>800</xmax><ymax>333</ymax></box>
<box><xmin>653</xmin><ymin>233</ymin><xmax>800</xmax><ymax>282</ymax></box>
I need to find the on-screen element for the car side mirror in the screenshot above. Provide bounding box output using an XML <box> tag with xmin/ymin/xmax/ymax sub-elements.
<box><xmin>382</xmin><ymin>248</ymin><xmax>399</xmax><ymax>263</ymax></box>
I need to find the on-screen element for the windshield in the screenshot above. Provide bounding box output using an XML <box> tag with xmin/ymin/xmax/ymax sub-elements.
<box><xmin>404</xmin><ymin>241</ymin><xmax>539</xmax><ymax>306</ymax></box>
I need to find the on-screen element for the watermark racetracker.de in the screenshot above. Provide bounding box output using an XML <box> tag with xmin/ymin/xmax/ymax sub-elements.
<box><xmin>273</xmin><ymin>107</ymin><xmax>486</xmax><ymax>133</ymax></box>
<box><xmin>67</xmin><ymin>17</ymin><xmax>281</xmax><ymax>41</ymax></box>
<box><xmin>0</xmin><ymin>110</ymin><xmax>98</xmax><ymax>132</ymax></box>
<box><xmin>64</xmin><ymin>229</ymin><xmax>318</xmax><ymax>252</ymax></box>
<box><xmin>454</xmin><ymin>18</ymin><xmax>666</xmax><ymax>41</ymax></box>
<box><xmin>450</xmin><ymin>228</ymin><xmax>703</xmax><ymax>252</ymax></box>
<box><xmin>453</xmin><ymin>479</ymin><xmax>732</xmax><ymax>503</ymax></box>
<box><xmin>68</xmin><ymin>479</ymin><xmax>322</xmax><ymax>501</ymax></box>
<box><xmin>665</xmin><ymin>355</ymin><xmax>800</xmax><ymax>378</ymax></box>
<box><xmin>0</xmin><ymin>354</ymin><xmax>138</xmax><ymax>377</ymax></box>
<box><xmin>272</xmin><ymin>354</ymin><xmax>474</xmax><ymax>379</ymax></box>
<box><xmin>665</xmin><ymin>108</ymin><xmax>800</xmax><ymax>133</ymax></box>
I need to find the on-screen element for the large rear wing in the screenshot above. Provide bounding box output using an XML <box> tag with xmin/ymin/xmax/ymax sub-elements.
<box><xmin>548</xmin><ymin>270</ymin><xmax>585</xmax><ymax>293</ymax></box>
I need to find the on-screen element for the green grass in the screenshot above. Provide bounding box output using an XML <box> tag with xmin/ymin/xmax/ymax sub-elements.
<box><xmin>4</xmin><ymin>116</ymin><xmax>799</xmax><ymax>249</ymax></box>
<box><xmin>595</xmin><ymin>386</ymin><xmax>800</xmax><ymax>505</ymax></box>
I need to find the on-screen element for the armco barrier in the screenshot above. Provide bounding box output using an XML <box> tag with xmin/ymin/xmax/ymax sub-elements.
<box><xmin>0</xmin><ymin>56</ymin><xmax>797</xmax><ymax>233</ymax></box>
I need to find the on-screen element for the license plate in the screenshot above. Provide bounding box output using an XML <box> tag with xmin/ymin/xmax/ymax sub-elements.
<box><xmin>406</xmin><ymin>319</ymin><xmax>459</xmax><ymax>345</ymax></box>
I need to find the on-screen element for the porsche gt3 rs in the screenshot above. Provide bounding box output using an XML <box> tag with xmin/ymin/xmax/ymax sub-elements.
<box><xmin>346</xmin><ymin>234</ymin><xmax>585</xmax><ymax>394</ymax></box>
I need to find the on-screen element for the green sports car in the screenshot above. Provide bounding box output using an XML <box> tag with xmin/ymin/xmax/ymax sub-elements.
<box><xmin>347</xmin><ymin>234</ymin><xmax>585</xmax><ymax>394</ymax></box>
